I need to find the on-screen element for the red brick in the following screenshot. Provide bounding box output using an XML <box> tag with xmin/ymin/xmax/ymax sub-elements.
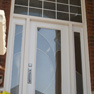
<box><xmin>85</xmin><ymin>0</ymin><xmax>94</xmax><ymax>90</ymax></box>
<box><xmin>0</xmin><ymin>0</ymin><xmax>11</xmax><ymax>87</ymax></box>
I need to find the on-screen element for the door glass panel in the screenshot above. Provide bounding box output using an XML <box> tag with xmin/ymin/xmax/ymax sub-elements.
<box><xmin>35</xmin><ymin>28</ymin><xmax>61</xmax><ymax>94</ymax></box>
<box><xmin>11</xmin><ymin>25</ymin><xmax>23</xmax><ymax>94</ymax></box>
<box><xmin>74</xmin><ymin>32</ymin><xmax>83</xmax><ymax>94</ymax></box>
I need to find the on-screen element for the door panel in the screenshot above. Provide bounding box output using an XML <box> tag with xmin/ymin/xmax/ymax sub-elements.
<box><xmin>25</xmin><ymin>22</ymin><xmax>70</xmax><ymax>94</ymax></box>
<box><xmin>5</xmin><ymin>18</ymin><xmax>90</xmax><ymax>94</ymax></box>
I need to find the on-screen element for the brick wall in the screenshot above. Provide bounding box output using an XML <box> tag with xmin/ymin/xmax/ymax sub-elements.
<box><xmin>85</xmin><ymin>0</ymin><xmax>94</xmax><ymax>91</ymax></box>
<box><xmin>0</xmin><ymin>0</ymin><xmax>11</xmax><ymax>87</ymax></box>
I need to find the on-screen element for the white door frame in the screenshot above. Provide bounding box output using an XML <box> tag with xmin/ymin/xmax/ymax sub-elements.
<box><xmin>3</xmin><ymin>0</ymin><xmax>92</xmax><ymax>93</ymax></box>
<box><xmin>4</xmin><ymin>19</ymin><xmax>26</xmax><ymax>94</ymax></box>
<box><xmin>4</xmin><ymin>17</ymin><xmax>91</xmax><ymax>94</ymax></box>
<box><xmin>23</xmin><ymin>21</ymin><xmax>70</xmax><ymax>94</ymax></box>
<box><xmin>4</xmin><ymin>1</ymin><xmax>92</xmax><ymax>91</ymax></box>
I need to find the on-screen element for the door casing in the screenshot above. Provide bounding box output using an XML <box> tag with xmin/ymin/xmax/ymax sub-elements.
<box><xmin>4</xmin><ymin>17</ymin><xmax>91</xmax><ymax>94</ymax></box>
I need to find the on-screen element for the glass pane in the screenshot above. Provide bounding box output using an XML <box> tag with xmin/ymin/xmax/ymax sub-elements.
<box><xmin>29</xmin><ymin>0</ymin><xmax>42</xmax><ymax>8</ymax></box>
<box><xmin>74</xmin><ymin>32</ymin><xmax>83</xmax><ymax>94</ymax></box>
<box><xmin>70</xmin><ymin>0</ymin><xmax>81</xmax><ymax>6</ymax></box>
<box><xmin>14</xmin><ymin>0</ymin><xmax>82</xmax><ymax>23</ymax></box>
<box><xmin>15</xmin><ymin>0</ymin><xmax>28</xmax><ymax>6</ymax></box>
<box><xmin>14</xmin><ymin>6</ymin><xmax>28</xmax><ymax>15</ymax></box>
<box><xmin>57</xmin><ymin>0</ymin><xmax>68</xmax><ymax>4</ymax></box>
<box><xmin>36</xmin><ymin>28</ymin><xmax>61</xmax><ymax>94</ymax></box>
<box><xmin>43</xmin><ymin>10</ymin><xmax>56</xmax><ymax>19</ymax></box>
<box><xmin>44</xmin><ymin>2</ymin><xmax>55</xmax><ymax>10</ymax></box>
<box><xmin>57</xmin><ymin>12</ymin><xmax>69</xmax><ymax>21</ymax></box>
<box><xmin>11</xmin><ymin>25</ymin><xmax>23</xmax><ymax>94</ymax></box>
<box><xmin>70</xmin><ymin>14</ymin><xmax>82</xmax><ymax>22</ymax></box>
<box><xmin>57</xmin><ymin>4</ymin><xmax>69</xmax><ymax>12</ymax></box>
<box><xmin>70</xmin><ymin>6</ymin><xmax>81</xmax><ymax>14</ymax></box>
<box><xmin>46</xmin><ymin>0</ymin><xmax>55</xmax><ymax>2</ymax></box>
<box><xmin>29</xmin><ymin>8</ymin><xmax>42</xmax><ymax>17</ymax></box>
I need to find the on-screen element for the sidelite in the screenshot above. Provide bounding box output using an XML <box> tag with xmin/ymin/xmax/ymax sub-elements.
<box><xmin>74</xmin><ymin>32</ymin><xmax>83</xmax><ymax>94</ymax></box>
<box><xmin>35</xmin><ymin>28</ymin><xmax>61</xmax><ymax>94</ymax></box>
<box><xmin>11</xmin><ymin>25</ymin><xmax>23</xmax><ymax>94</ymax></box>
<box><xmin>14</xmin><ymin>0</ymin><xmax>82</xmax><ymax>22</ymax></box>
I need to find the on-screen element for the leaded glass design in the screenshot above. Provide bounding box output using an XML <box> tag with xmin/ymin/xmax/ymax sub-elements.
<box><xmin>36</xmin><ymin>28</ymin><xmax>61</xmax><ymax>94</ymax></box>
<box><xmin>14</xmin><ymin>0</ymin><xmax>82</xmax><ymax>22</ymax></box>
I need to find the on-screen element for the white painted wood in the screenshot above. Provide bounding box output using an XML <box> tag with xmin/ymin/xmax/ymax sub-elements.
<box><xmin>81</xmin><ymin>0</ymin><xmax>92</xmax><ymax>93</ymax></box>
<box><xmin>69</xmin><ymin>24</ymin><xmax>76</xmax><ymax>94</ymax></box>
<box><xmin>4</xmin><ymin>0</ymin><xmax>92</xmax><ymax>93</ymax></box>
<box><xmin>22</xmin><ymin>18</ymin><xmax>30</xmax><ymax>94</ymax></box>
<box><xmin>13</xmin><ymin>14</ymin><xmax>83</xmax><ymax>27</ymax></box>
<box><xmin>4</xmin><ymin>18</ymin><xmax>26</xmax><ymax>93</ymax></box>
<box><xmin>25</xmin><ymin>21</ymin><xmax>70</xmax><ymax>94</ymax></box>
<box><xmin>72</xmin><ymin>26</ymin><xmax>90</xmax><ymax>94</ymax></box>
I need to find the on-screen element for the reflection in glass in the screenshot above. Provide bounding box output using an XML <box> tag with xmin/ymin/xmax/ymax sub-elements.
<box><xmin>15</xmin><ymin>0</ymin><xmax>28</xmax><ymax>6</ymax></box>
<box><xmin>14</xmin><ymin>0</ymin><xmax>82</xmax><ymax>23</ymax></box>
<box><xmin>57</xmin><ymin>4</ymin><xmax>69</xmax><ymax>12</ymax></box>
<box><xmin>36</xmin><ymin>28</ymin><xmax>61</xmax><ymax>94</ymax></box>
<box><xmin>74</xmin><ymin>32</ymin><xmax>83</xmax><ymax>94</ymax></box>
<box><xmin>44</xmin><ymin>2</ymin><xmax>55</xmax><ymax>10</ymax></box>
<box><xmin>43</xmin><ymin>10</ymin><xmax>56</xmax><ymax>19</ymax></box>
<box><xmin>70</xmin><ymin>0</ymin><xmax>81</xmax><ymax>6</ymax></box>
<box><xmin>70</xmin><ymin>14</ymin><xmax>82</xmax><ymax>22</ymax></box>
<box><xmin>46</xmin><ymin>0</ymin><xmax>55</xmax><ymax>2</ymax></box>
<box><xmin>30</xmin><ymin>0</ymin><xmax>42</xmax><ymax>8</ymax></box>
<box><xmin>14</xmin><ymin>6</ymin><xmax>28</xmax><ymax>15</ymax></box>
<box><xmin>57</xmin><ymin>0</ymin><xmax>68</xmax><ymax>4</ymax></box>
<box><xmin>70</xmin><ymin>6</ymin><xmax>81</xmax><ymax>14</ymax></box>
<box><xmin>57</xmin><ymin>12</ymin><xmax>69</xmax><ymax>20</ymax></box>
<box><xmin>29</xmin><ymin>8</ymin><xmax>42</xmax><ymax>17</ymax></box>
<box><xmin>11</xmin><ymin>25</ymin><xmax>23</xmax><ymax>94</ymax></box>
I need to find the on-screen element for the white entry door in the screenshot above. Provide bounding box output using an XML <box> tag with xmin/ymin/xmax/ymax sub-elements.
<box><xmin>23</xmin><ymin>21</ymin><xmax>70</xmax><ymax>94</ymax></box>
<box><xmin>5</xmin><ymin>19</ymin><xmax>89</xmax><ymax>94</ymax></box>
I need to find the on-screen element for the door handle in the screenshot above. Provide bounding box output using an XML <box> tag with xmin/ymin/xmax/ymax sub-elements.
<box><xmin>27</xmin><ymin>63</ymin><xmax>32</xmax><ymax>84</ymax></box>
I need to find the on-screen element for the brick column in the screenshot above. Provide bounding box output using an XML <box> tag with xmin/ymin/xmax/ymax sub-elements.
<box><xmin>0</xmin><ymin>0</ymin><xmax>11</xmax><ymax>87</ymax></box>
<box><xmin>85</xmin><ymin>0</ymin><xmax>94</xmax><ymax>92</ymax></box>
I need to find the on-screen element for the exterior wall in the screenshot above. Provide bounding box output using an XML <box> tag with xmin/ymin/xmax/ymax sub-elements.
<box><xmin>85</xmin><ymin>0</ymin><xmax>94</xmax><ymax>92</ymax></box>
<box><xmin>0</xmin><ymin>0</ymin><xmax>94</xmax><ymax>93</ymax></box>
<box><xmin>0</xmin><ymin>0</ymin><xmax>11</xmax><ymax>87</ymax></box>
